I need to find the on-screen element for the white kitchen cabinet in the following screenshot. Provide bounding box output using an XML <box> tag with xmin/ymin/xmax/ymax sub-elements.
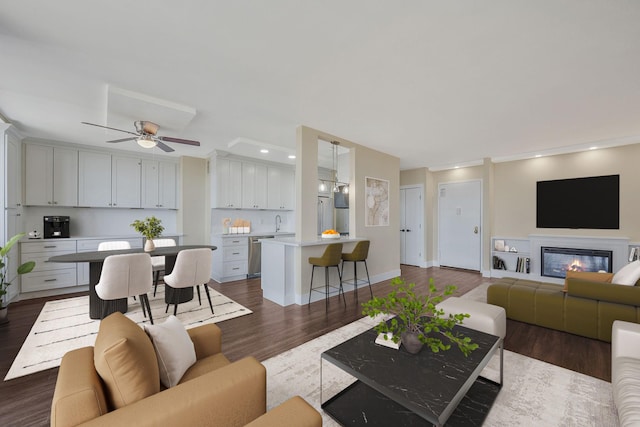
<box><xmin>20</xmin><ymin>240</ymin><xmax>77</xmax><ymax>293</ymax></box>
<box><xmin>5</xmin><ymin>135</ymin><xmax>21</xmax><ymax>209</ymax></box>
<box><xmin>112</xmin><ymin>155</ymin><xmax>141</xmax><ymax>208</ymax></box>
<box><xmin>212</xmin><ymin>157</ymin><xmax>242</xmax><ymax>208</ymax></box>
<box><xmin>78</xmin><ymin>151</ymin><xmax>112</xmax><ymax>207</ymax></box>
<box><xmin>141</xmin><ymin>160</ymin><xmax>177</xmax><ymax>209</ymax></box>
<box><xmin>242</xmin><ymin>162</ymin><xmax>268</xmax><ymax>209</ymax></box>
<box><xmin>25</xmin><ymin>144</ymin><xmax>78</xmax><ymax>206</ymax></box>
<box><xmin>211</xmin><ymin>235</ymin><xmax>248</xmax><ymax>282</ymax></box>
<box><xmin>79</xmin><ymin>152</ymin><xmax>146</xmax><ymax>208</ymax></box>
<box><xmin>267</xmin><ymin>166</ymin><xmax>295</xmax><ymax>210</ymax></box>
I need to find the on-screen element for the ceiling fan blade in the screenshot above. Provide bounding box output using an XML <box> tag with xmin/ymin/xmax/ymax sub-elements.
<box><xmin>155</xmin><ymin>141</ymin><xmax>175</xmax><ymax>153</ymax></box>
<box><xmin>158</xmin><ymin>136</ymin><xmax>200</xmax><ymax>146</ymax></box>
<box><xmin>107</xmin><ymin>137</ymin><xmax>137</xmax><ymax>143</ymax></box>
<box><xmin>81</xmin><ymin>121</ymin><xmax>138</xmax><ymax>136</ymax></box>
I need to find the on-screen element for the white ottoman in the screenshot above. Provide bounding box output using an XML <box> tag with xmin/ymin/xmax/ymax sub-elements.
<box><xmin>437</xmin><ymin>296</ymin><xmax>506</xmax><ymax>384</ymax></box>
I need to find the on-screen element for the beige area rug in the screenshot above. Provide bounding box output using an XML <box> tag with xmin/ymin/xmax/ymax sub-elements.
<box><xmin>4</xmin><ymin>287</ymin><xmax>252</xmax><ymax>381</ymax></box>
<box><xmin>263</xmin><ymin>281</ymin><xmax>619</xmax><ymax>426</ymax></box>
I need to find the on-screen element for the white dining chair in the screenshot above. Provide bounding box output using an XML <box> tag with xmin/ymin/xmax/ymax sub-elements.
<box><xmin>151</xmin><ymin>238</ymin><xmax>177</xmax><ymax>296</ymax></box>
<box><xmin>163</xmin><ymin>248</ymin><xmax>213</xmax><ymax>315</ymax></box>
<box><xmin>95</xmin><ymin>253</ymin><xmax>154</xmax><ymax>324</ymax></box>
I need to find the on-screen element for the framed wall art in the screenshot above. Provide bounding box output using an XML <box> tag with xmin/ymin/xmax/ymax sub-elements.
<box><xmin>365</xmin><ymin>176</ymin><xmax>389</xmax><ymax>227</ymax></box>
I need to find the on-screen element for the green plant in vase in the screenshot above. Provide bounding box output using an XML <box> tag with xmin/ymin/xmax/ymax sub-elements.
<box><xmin>362</xmin><ymin>277</ymin><xmax>478</xmax><ymax>355</ymax></box>
<box><xmin>131</xmin><ymin>216</ymin><xmax>164</xmax><ymax>251</ymax></box>
<box><xmin>1</xmin><ymin>233</ymin><xmax>36</xmax><ymax>323</ymax></box>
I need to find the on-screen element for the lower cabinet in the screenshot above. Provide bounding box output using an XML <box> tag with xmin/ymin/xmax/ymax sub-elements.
<box><xmin>211</xmin><ymin>235</ymin><xmax>248</xmax><ymax>282</ymax></box>
<box><xmin>20</xmin><ymin>240</ymin><xmax>77</xmax><ymax>293</ymax></box>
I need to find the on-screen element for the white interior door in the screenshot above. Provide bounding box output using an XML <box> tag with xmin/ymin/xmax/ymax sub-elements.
<box><xmin>400</xmin><ymin>186</ymin><xmax>423</xmax><ymax>266</ymax></box>
<box><xmin>438</xmin><ymin>180</ymin><xmax>481</xmax><ymax>271</ymax></box>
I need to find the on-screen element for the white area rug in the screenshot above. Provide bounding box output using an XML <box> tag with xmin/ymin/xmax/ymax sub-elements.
<box><xmin>264</xmin><ymin>283</ymin><xmax>619</xmax><ymax>426</ymax></box>
<box><xmin>5</xmin><ymin>287</ymin><xmax>252</xmax><ymax>380</ymax></box>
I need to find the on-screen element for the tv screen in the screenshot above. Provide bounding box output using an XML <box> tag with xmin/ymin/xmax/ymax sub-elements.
<box><xmin>536</xmin><ymin>175</ymin><xmax>619</xmax><ymax>229</ymax></box>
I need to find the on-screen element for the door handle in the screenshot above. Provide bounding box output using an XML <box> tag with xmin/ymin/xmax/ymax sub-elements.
<box><xmin>473</xmin><ymin>226</ymin><xmax>479</xmax><ymax>234</ymax></box>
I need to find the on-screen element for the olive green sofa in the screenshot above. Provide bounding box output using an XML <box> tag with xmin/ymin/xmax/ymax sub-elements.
<box><xmin>487</xmin><ymin>276</ymin><xmax>640</xmax><ymax>342</ymax></box>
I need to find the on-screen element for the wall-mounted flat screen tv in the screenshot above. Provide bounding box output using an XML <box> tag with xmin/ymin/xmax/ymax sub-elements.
<box><xmin>536</xmin><ymin>174</ymin><xmax>619</xmax><ymax>229</ymax></box>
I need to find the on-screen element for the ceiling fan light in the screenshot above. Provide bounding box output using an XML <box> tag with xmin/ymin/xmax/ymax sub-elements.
<box><xmin>137</xmin><ymin>136</ymin><xmax>157</xmax><ymax>149</ymax></box>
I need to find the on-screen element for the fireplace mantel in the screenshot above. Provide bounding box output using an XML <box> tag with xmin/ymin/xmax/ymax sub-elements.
<box><xmin>490</xmin><ymin>234</ymin><xmax>631</xmax><ymax>284</ymax></box>
<box><xmin>528</xmin><ymin>235</ymin><xmax>629</xmax><ymax>284</ymax></box>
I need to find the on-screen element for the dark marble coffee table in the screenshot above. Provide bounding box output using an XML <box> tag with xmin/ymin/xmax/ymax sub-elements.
<box><xmin>321</xmin><ymin>325</ymin><xmax>502</xmax><ymax>426</ymax></box>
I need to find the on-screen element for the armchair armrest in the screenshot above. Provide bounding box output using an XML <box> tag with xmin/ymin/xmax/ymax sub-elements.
<box><xmin>566</xmin><ymin>278</ymin><xmax>640</xmax><ymax>306</ymax></box>
<box><xmin>81</xmin><ymin>356</ymin><xmax>267</xmax><ymax>427</ymax></box>
<box><xmin>51</xmin><ymin>347</ymin><xmax>109</xmax><ymax>427</ymax></box>
<box><xmin>245</xmin><ymin>396</ymin><xmax>322</xmax><ymax>427</ymax></box>
<box><xmin>187</xmin><ymin>323</ymin><xmax>222</xmax><ymax>359</ymax></box>
<box><xmin>612</xmin><ymin>320</ymin><xmax>640</xmax><ymax>359</ymax></box>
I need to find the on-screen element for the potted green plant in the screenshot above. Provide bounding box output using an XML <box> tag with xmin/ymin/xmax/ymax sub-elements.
<box><xmin>131</xmin><ymin>216</ymin><xmax>164</xmax><ymax>252</ymax></box>
<box><xmin>362</xmin><ymin>277</ymin><xmax>478</xmax><ymax>355</ymax></box>
<box><xmin>1</xmin><ymin>233</ymin><xmax>36</xmax><ymax>324</ymax></box>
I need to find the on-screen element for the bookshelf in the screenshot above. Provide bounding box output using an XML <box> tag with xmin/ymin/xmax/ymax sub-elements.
<box><xmin>491</xmin><ymin>237</ymin><xmax>531</xmax><ymax>278</ymax></box>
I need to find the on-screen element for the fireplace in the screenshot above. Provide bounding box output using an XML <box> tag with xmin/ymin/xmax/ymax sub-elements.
<box><xmin>541</xmin><ymin>247</ymin><xmax>613</xmax><ymax>279</ymax></box>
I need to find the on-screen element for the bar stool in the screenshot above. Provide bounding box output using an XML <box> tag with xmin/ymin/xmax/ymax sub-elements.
<box><xmin>341</xmin><ymin>240</ymin><xmax>373</xmax><ymax>300</ymax></box>
<box><xmin>308</xmin><ymin>243</ymin><xmax>345</xmax><ymax>309</ymax></box>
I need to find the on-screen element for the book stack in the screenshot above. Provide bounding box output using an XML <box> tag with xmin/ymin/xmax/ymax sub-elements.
<box><xmin>516</xmin><ymin>257</ymin><xmax>530</xmax><ymax>273</ymax></box>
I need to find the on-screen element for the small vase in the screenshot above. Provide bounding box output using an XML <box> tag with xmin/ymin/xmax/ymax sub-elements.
<box><xmin>144</xmin><ymin>239</ymin><xmax>155</xmax><ymax>252</ymax></box>
<box><xmin>401</xmin><ymin>331</ymin><xmax>423</xmax><ymax>354</ymax></box>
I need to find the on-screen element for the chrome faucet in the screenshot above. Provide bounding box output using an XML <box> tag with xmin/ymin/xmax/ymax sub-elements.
<box><xmin>275</xmin><ymin>215</ymin><xmax>282</xmax><ymax>232</ymax></box>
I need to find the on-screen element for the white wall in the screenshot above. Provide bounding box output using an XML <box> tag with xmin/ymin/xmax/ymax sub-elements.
<box><xmin>22</xmin><ymin>206</ymin><xmax>177</xmax><ymax>237</ymax></box>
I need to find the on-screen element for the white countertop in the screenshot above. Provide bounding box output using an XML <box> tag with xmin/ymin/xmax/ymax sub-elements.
<box><xmin>261</xmin><ymin>236</ymin><xmax>364</xmax><ymax>247</ymax></box>
<box><xmin>212</xmin><ymin>231</ymin><xmax>295</xmax><ymax>238</ymax></box>
<box><xmin>21</xmin><ymin>233</ymin><xmax>183</xmax><ymax>242</ymax></box>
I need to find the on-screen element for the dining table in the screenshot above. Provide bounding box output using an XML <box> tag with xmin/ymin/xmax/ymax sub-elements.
<box><xmin>48</xmin><ymin>244</ymin><xmax>217</xmax><ymax>319</ymax></box>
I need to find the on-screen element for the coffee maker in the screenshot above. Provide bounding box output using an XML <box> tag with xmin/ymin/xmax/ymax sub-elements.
<box><xmin>43</xmin><ymin>216</ymin><xmax>70</xmax><ymax>239</ymax></box>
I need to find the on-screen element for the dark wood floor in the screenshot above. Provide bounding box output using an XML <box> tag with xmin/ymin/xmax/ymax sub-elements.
<box><xmin>0</xmin><ymin>266</ymin><xmax>611</xmax><ymax>426</ymax></box>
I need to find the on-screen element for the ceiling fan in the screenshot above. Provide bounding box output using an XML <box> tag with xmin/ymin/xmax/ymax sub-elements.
<box><xmin>81</xmin><ymin>121</ymin><xmax>200</xmax><ymax>153</ymax></box>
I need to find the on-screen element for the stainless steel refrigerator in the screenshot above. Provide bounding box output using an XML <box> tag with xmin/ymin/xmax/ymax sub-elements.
<box><xmin>317</xmin><ymin>196</ymin><xmax>334</xmax><ymax>235</ymax></box>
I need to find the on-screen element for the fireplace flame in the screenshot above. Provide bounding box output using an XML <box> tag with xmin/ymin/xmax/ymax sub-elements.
<box><xmin>566</xmin><ymin>258</ymin><xmax>585</xmax><ymax>272</ymax></box>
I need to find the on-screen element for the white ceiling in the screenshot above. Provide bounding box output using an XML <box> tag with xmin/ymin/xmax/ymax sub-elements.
<box><xmin>1</xmin><ymin>1</ymin><xmax>640</xmax><ymax>170</ymax></box>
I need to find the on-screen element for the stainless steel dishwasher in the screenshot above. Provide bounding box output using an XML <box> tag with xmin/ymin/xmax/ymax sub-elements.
<box><xmin>248</xmin><ymin>235</ymin><xmax>274</xmax><ymax>278</ymax></box>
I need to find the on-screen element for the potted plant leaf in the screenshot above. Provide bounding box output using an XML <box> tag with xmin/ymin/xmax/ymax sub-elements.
<box><xmin>362</xmin><ymin>277</ymin><xmax>478</xmax><ymax>355</ymax></box>
<box><xmin>131</xmin><ymin>216</ymin><xmax>165</xmax><ymax>252</ymax></box>
<box><xmin>1</xmin><ymin>233</ymin><xmax>36</xmax><ymax>324</ymax></box>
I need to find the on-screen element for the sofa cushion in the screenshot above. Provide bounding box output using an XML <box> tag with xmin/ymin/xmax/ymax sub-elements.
<box><xmin>613</xmin><ymin>260</ymin><xmax>640</xmax><ymax>286</ymax></box>
<box><xmin>145</xmin><ymin>315</ymin><xmax>197</xmax><ymax>388</ymax></box>
<box><xmin>94</xmin><ymin>312</ymin><xmax>160</xmax><ymax>410</ymax></box>
<box><xmin>179</xmin><ymin>352</ymin><xmax>231</xmax><ymax>385</ymax></box>
<box><xmin>563</xmin><ymin>270</ymin><xmax>613</xmax><ymax>292</ymax></box>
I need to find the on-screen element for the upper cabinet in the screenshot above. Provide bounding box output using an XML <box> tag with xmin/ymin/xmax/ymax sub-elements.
<box><xmin>25</xmin><ymin>144</ymin><xmax>78</xmax><ymax>207</ymax></box>
<box><xmin>142</xmin><ymin>160</ymin><xmax>177</xmax><ymax>209</ymax></box>
<box><xmin>112</xmin><ymin>155</ymin><xmax>142</xmax><ymax>208</ymax></box>
<box><xmin>213</xmin><ymin>157</ymin><xmax>242</xmax><ymax>208</ymax></box>
<box><xmin>24</xmin><ymin>142</ymin><xmax>177</xmax><ymax>210</ymax></box>
<box><xmin>78</xmin><ymin>151</ymin><xmax>113</xmax><ymax>207</ymax></box>
<box><xmin>211</xmin><ymin>154</ymin><xmax>295</xmax><ymax>211</ymax></box>
<box><xmin>267</xmin><ymin>166</ymin><xmax>295</xmax><ymax>210</ymax></box>
<box><xmin>5</xmin><ymin>133</ymin><xmax>21</xmax><ymax>209</ymax></box>
<box><xmin>241</xmin><ymin>162</ymin><xmax>268</xmax><ymax>209</ymax></box>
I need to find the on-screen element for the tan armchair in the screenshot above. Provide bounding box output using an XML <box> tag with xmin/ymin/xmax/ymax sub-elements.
<box><xmin>51</xmin><ymin>312</ymin><xmax>321</xmax><ymax>427</ymax></box>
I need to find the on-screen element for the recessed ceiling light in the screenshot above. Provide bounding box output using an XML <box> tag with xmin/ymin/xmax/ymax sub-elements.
<box><xmin>535</xmin><ymin>154</ymin><xmax>542</xmax><ymax>158</ymax></box>
<box><xmin>288</xmin><ymin>155</ymin><xmax>296</xmax><ymax>159</ymax></box>
<box><xmin>260</xmin><ymin>149</ymin><xmax>269</xmax><ymax>154</ymax></box>
<box><xmin>589</xmin><ymin>146</ymin><xmax>598</xmax><ymax>150</ymax></box>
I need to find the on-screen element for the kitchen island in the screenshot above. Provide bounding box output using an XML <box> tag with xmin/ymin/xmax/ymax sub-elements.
<box><xmin>261</xmin><ymin>236</ymin><xmax>364</xmax><ymax>306</ymax></box>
